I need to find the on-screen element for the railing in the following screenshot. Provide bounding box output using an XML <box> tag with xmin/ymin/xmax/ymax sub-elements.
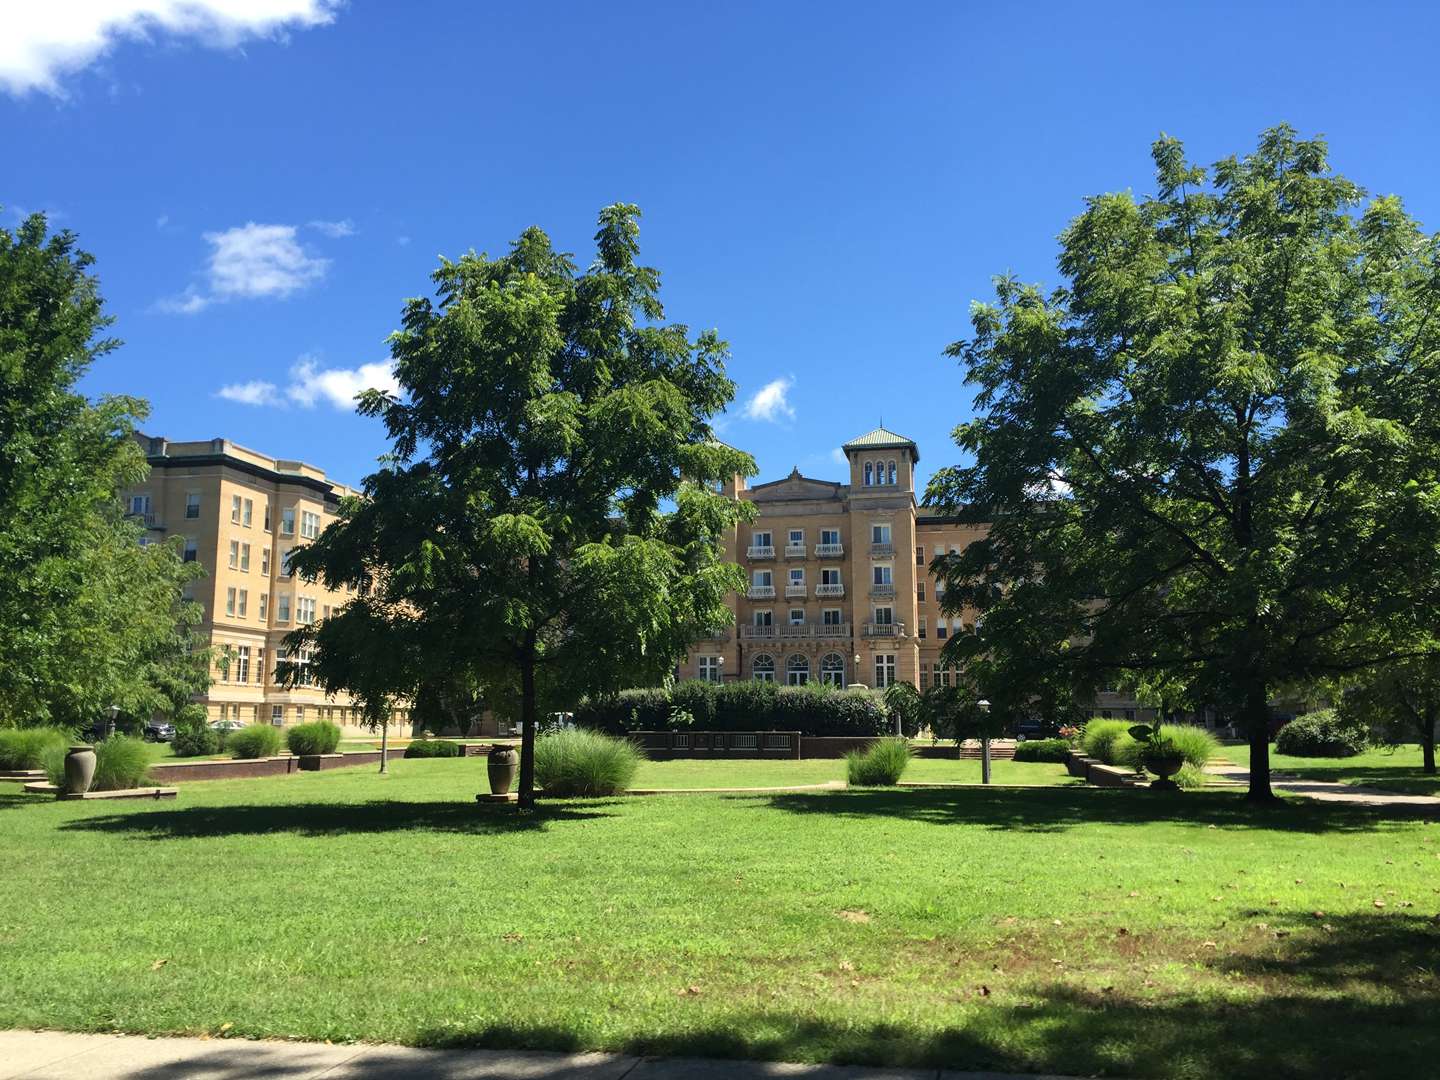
<box><xmin>816</xmin><ymin>622</ymin><xmax>851</xmax><ymax>638</ymax></box>
<box><xmin>697</xmin><ymin>629</ymin><xmax>732</xmax><ymax>642</ymax></box>
<box><xmin>746</xmin><ymin>584</ymin><xmax>776</xmax><ymax>599</ymax></box>
<box><xmin>631</xmin><ymin>730</ymin><xmax>800</xmax><ymax>758</ymax></box>
<box><xmin>742</xmin><ymin>623</ymin><xmax>851</xmax><ymax>640</ymax></box>
<box><xmin>784</xmin><ymin>584</ymin><xmax>808</xmax><ymax>598</ymax></box>
<box><xmin>862</xmin><ymin>621</ymin><xmax>905</xmax><ymax>637</ymax></box>
<box><xmin>778</xmin><ymin>623</ymin><xmax>814</xmax><ymax>639</ymax></box>
<box><xmin>870</xmin><ymin>543</ymin><xmax>895</xmax><ymax>558</ymax></box>
<box><xmin>784</xmin><ymin>544</ymin><xmax>807</xmax><ymax>558</ymax></box>
<box><xmin>746</xmin><ymin>545</ymin><xmax>775</xmax><ymax>560</ymax></box>
<box><xmin>126</xmin><ymin>511</ymin><xmax>160</xmax><ymax>529</ymax></box>
<box><xmin>814</xmin><ymin>542</ymin><xmax>844</xmax><ymax>557</ymax></box>
<box><xmin>869</xmin><ymin>584</ymin><xmax>896</xmax><ymax>599</ymax></box>
<box><xmin>815</xmin><ymin>583</ymin><xmax>845</xmax><ymax>597</ymax></box>
<box><xmin>741</xmin><ymin>625</ymin><xmax>776</xmax><ymax>640</ymax></box>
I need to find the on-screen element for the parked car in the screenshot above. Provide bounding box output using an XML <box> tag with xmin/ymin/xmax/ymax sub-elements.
<box><xmin>143</xmin><ymin>719</ymin><xmax>176</xmax><ymax>742</ymax></box>
<box><xmin>1012</xmin><ymin>718</ymin><xmax>1050</xmax><ymax>741</ymax></box>
<box><xmin>210</xmin><ymin>719</ymin><xmax>245</xmax><ymax>734</ymax></box>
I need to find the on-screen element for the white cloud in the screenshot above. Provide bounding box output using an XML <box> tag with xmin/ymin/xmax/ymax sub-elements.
<box><xmin>830</xmin><ymin>447</ymin><xmax>847</xmax><ymax>465</ymax></box>
<box><xmin>742</xmin><ymin>377</ymin><xmax>796</xmax><ymax>423</ymax></box>
<box><xmin>287</xmin><ymin>356</ymin><xmax>400</xmax><ymax>410</ymax></box>
<box><xmin>152</xmin><ymin>287</ymin><xmax>210</xmax><ymax>314</ymax></box>
<box><xmin>1</xmin><ymin>1</ymin><xmax>339</xmax><ymax>97</ymax></box>
<box><xmin>307</xmin><ymin>218</ymin><xmax>355</xmax><ymax>238</ymax></box>
<box><xmin>216</xmin><ymin>380</ymin><xmax>280</xmax><ymax>406</ymax></box>
<box><xmin>205</xmin><ymin>222</ymin><xmax>327</xmax><ymax>300</ymax></box>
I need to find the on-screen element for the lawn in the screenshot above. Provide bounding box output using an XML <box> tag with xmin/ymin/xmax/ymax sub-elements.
<box><xmin>631</xmin><ymin>756</ymin><xmax>1076</xmax><ymax>789</ymax></box>
<box><xmin>1215</xmin><ymin>744</ymin><xmax>1440</xmax><ymax>797</ymax></box>
<box><xmin>1</xmin><ymin>760</ymin><xmax>1437</xmax><ymax>1080</ymax></box>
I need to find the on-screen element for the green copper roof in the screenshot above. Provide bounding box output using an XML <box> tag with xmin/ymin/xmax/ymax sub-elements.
<box><xmin>842</xmin><ymin>426</ymin><xmax>919</xmax><ymax>461</ymax></box>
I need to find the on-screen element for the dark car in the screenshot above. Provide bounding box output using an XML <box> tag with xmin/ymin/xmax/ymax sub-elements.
<box><xmin>143</xmin><ymin>719</ymin><xmax>176</xmax><ymax>742</ymax></box>
<box><xmin>1012</xmin><ymin>718</ymin><xmax>1051</xmax><ymax>741</ymax></box>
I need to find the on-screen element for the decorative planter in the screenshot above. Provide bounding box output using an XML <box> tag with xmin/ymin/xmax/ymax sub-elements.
<box><xmin>488</xmin><ymin>748</ymin><xmax>519</xmax><ymax>795</ymax></box>
<box><xmin>64</xmin><ymin>745</ymin><xmax>97</xmax><ymax>795</ymax></box>
<box><xmin>1144</xmin><ymin>753</ymin><xmax>1185</xmax><ymax>791</ymax></box>
<box><xmin>297</xmin><ymin>755</ymin><xmax>323</xmax><ymax>771</ymax></box>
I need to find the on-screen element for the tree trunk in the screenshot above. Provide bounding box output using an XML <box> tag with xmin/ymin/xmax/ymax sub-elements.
<box><xmin>1244</xmin><ymin>680</ymin><xmax>1280</xmax><ymax>804</ymax></box>
<box><xmin>379</xmin><ymin>716</ymin><xmax>389</xmax><ymax>775</ymax></box>
<box><xmin>517</xmin><ymin>641</ymin><xmax>538</xmax><ymax>810</ymax></box>
<box><xmin>1422</xmin><ymin>716</ymin><xmax>1436</xmax><ymax>775</ymax></box>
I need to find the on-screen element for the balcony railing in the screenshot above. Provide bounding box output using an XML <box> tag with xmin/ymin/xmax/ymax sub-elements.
<box><xmin>125</xmin><ymin>511</ymin><xmax>161</xmax><ymax>529</ymax></box>
<box><xmin>862</xmin><ymin>620</ymin><xmax>905</xmax><ymax>638</ymax></box>
<box><xmin>784</xmin><ymin>544</ymin><xmax>807</xmax><ymax>558</ymax></box>
<box><xmin>746</xmin><ymin>584</ymin><xmax>776</xmax><ymax>599</ymax></box>
<box><xmin>815</xmin><ymin>583</ymin><xmax>845</xmax><ymax>598</ymax></box>
<box><xmin>742</xmin><ymin>623</ymin><xmax>852</xmax><ymax>641</ymax></box>
<box><xmin>741</xmin><ymin>624</ymin><xmax>776</xmax><ymax>639</ymax></box>
<box><xmin>784</xmin><ymin>584</ymin><xmax>808</xmax><ymax>598</ymax></box>
<box><xmin>747</xmin><ymin>545</ymin><xmax>775</xmax><ymax>560</ymax></box>
<box><xmin>697</xmin><ymin>628</ymin><xmax>733</xmax><ymax>642</ymax></box>
<box><xmin>814</xmin><ymin>543</ymin><xmax>844</xmax><ymax>558</ymax></box>
<box><xmin>816</xmin><ymin>622</ymin><xmax>851</xmax><ymax>638</ymax></box>
<box><xmin>870</xmin><ymin>542</ymin><xmax>895</xmax><ymax>558</ymax></box>
<box><xmin>869</xmin><ymin>584</ymin><xmax>896</xmax><ymax>599</ymax></box>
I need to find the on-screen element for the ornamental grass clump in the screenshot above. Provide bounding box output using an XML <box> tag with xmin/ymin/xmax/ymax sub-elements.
<box><xmin>1081</xmin><ymin>719</ymin><xmax>1139</xmax><ymax>765</ymax></box>
<box><xmin>845</xmin><ymin>737</ymin><xmax>911</xmax><ymax>786</ymax></box>
<box><xmin>0</xmin><ymin>727</ymin><xmax>69</xmax><ymax>771</ymax></box>
<box><xmin>285</xmin><ymin>720</ymin><xmax>341</xmax><ymax>757</ymax></box>
<box><xmin>1161</xmin><ymin>724</ymin><xmax>1221</xmax><ymax>769</ymax></box>
<box><xmin>228</xmin><ymin>723</ymin><xmax>283</xmax><ymax>760</ymax></box>
<box><xmin>91</xmin><ymin>736</ymin><xmax>153</xmax><ymax>791</ymax></box>
<box><xmin>534</xmin><ymin>729</ymin><xmax>643</xmax><ymax>797</ymax></box>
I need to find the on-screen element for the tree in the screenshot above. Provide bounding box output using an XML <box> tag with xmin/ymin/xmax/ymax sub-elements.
<box><xmin>288</xmin><ymin>205</ymin><xmax>754</xmax><ymax>807</ymax></box>
<box><xmin>926</xmin><ymin>127</ymin><xmax>1440</xmax><ymax>803</ymax></box>
<box><xmin>882</xmin><ymin>681</ymin><xmax>923</xmax><ymax>737</ymax></box>
<box><xmin>0</xmin><ymin>212</ymin><xmax>208</xmax><ymax>729</ymax></box>
<box><xmin>1339</xmin><ymin>659</ymin><xmax>1439</xmax><ymax>774</ymax></box>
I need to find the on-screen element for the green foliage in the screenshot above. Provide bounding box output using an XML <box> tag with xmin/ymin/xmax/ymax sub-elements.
<box><xmin>0</xmin><ymin>727</ymin><xmax>69</xmax><ymax>770</ymax></box>
<box><xmin>1337</xmin><ymin>657</ymin><xmax>1440</xmax><ymax>774</ymax></box>
<box><xmin>533</xmin><ymin>728</ymin><xmax>643</xmax><ymax>797</ymax></box>
<box><xmin>0</xmin><ymin>213</ymin><xmax>209</xmax><ymax>729</ymax></box>
<box><xmin>170</xmin><ymin>725</ymin><xmax>219</xmax><ymax>758</ymax></box>
<box><xmin>1081</xmin><ymin>720</ymin><xmax>1138</xmax><ymax>765</ymax></box>
<box><xmin>91</xmin><ymin>735</ymin><xmax>152</xmax><ymax>791</ymax></box>
<box><xmin>924</xmin><ymin>126</ymin><xmax>1440</xmax><ymax>801</ymax></box>
<box><xmin>285</xmin><ymin>721</ymin><xmax>341</xmax><ymax>757</ymax></box>
<box><xmin>1175</xmin><ymin>763</ymin><xmax>1210</xmax><ymax>791</ymax></box>
<box><xmin>1276</xmin><ymin>710</ymin><xmax>1370</xmax><ymax>758</ymax></box>
<box><xmin>228</xmin><ymin>724</ymin><xmax>283</xmax><ymax>760</ymax></box>
<box><xmin>403</xmin><ymin>739</ymin><xmax>460</xmax><ymax>758</ymax></box>
<box><xmin>845</xmin><ymin>737</ymin><xmax>911</xmax><ymax>786</ymax></box>
<box><xmin>1013</xmin><ymin>738</ymin><xmax>1070</xmax><ymax>763</ymax></box>
<box><xmin>574</xmin><ymin>681</ymin><xmax>889</xmax><ymax>737</ymax></box>
<box><xmin>1160</xmin><ymin>725</ymin><xmax>1222</xmax><ymax>769</ymax></box>
<box><xmin>883</xmin><ymin>682</ymin><xmax>924</xmax><ymax>737</ymax></box>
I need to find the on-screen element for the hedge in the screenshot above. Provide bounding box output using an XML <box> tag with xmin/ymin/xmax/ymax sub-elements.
<box><xmin>286</xmin><ymin>720</ymin><xmax>341</xmax><ymax>757</ymax></box>
<box><xmin>1013</xmin><ymin>738</ymin><xmax>1070</xmax><ymax>763</ymax></box>
<box><xmin>404</xmin><ymin>739</ymin><xmax>461</xmax><ymax>758</ymax></box>
<box><xmin>574</xmin><ymin>681</ymin><xmax>889</xmax><ymax>737</ymax></box>
<box><xmin>1276</xmin><ymin>709</ymin><xmax>1369</xmax><ymax>757</ymax></box>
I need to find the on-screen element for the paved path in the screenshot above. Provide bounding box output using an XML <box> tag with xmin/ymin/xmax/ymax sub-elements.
<box><xmin>0</xmin><ymin>1031</ymin><xmax>1079</xmax><ymax>1080</ymax></box>
<box><xmin>1205</xmin><ymin>763</ymin><xmax>1440</xmax><ymax>807</ymax></box>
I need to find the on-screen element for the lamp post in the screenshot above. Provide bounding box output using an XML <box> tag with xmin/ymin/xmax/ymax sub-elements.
<box><xmin>105</xmin><ymin>703</ymin><xmax>120</xmax><ymax>740</ymax></box>
<box><xmin>977</xmin><ymin>698</ymin><xmax>992</xmax><ymax>785</ymax></box>
<box><xmin>853</xmin><ymin>653</ymin><xmax>862</xmax><ymax>690</ymax></box>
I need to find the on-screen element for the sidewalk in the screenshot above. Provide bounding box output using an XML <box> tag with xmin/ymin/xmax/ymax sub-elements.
<box><xmin>0</xmin><ymin>1031</ymin><xmax>1079</xmax><ymax>1080</ymax></box>
<box><xmin>1205</xmin><ymin>763</ymin><xmax>1440</xmax><ymax>807</ymax></box>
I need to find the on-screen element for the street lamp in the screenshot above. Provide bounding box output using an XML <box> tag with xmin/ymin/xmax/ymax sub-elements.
<box><xmin>105</xmin><ymin>704</ymin><xmax>120</xmax><ymax>740</ymax></box>
<box><xmin>977</xmin><ymin>699</ymin><xmax>992</xmax><ymax>785</ymax></box>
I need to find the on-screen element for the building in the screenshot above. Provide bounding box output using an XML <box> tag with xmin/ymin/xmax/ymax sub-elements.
<box><xmin>678</xmin><ymin>426</ymin><xmax>1161</xmax><ymax>721</ymax></box>
<box><xmin>120</xmin><ymin>433</ymin><xmax>408</xmax><ymax>734</ymax></box>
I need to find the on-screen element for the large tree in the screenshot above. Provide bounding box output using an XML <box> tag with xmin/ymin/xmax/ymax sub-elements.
<box><xmin>1339</xmin><ymin>658</ymin><xmax>1440</xmax><ymax>775</ymax></box>
<box><xmin>0</xmin><ymin>212</ymin><xmax>208</xmax><ymax>729</ymax></box>
<box><xmin>288</xmin><ymin>205</ymin><xmax>753</xmax><ymax>807</ymax></box>
<box><xmin>926</xmin><ymin>127</ymin><xmax>1440</xmax><ymax>802</ymax></box>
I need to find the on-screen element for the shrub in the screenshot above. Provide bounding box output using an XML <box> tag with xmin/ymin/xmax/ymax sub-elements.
<box><xmin>170</xmin><ymin>725</ymin><xmax>219</xmax><ymax>757</ymax></box>
<box><xmin>670</xmin><ymin>681</ymin><xmax>717</xmax><ymax>727</ymax></box>
<box><xmin>1276</xmin><ymin>709</ymin><xmax>1369</xmax><ymax>758</ymax></box>
<box><xmin>228</xmin><ymin>723</ymin><xmax>283</xmax><ymax>759</ymax></box>
<box><xmin>286</xmin><ymin>720</ymin><xmax>341</xmax><ymax>757</ymax></box>
<box><xmin>0</xmin><ymin>727</ymin><xmax>70</xmax><ymax>771</ymax></box>
<box><xmin>1081</xmin><ymin>719</ymin><xmax>1134</xmax><ymax>764</ymax></box>
<box><xmin>91</xmin><ymin>735</ymin><xmax>153</xmax><ymax>791</ymax></box>
<box><xmin>1175</xmin><ymin>763</ymin><xmax>1209</xmax><ymax>790</ymax></box>
<box><xmin>573</xmin><ymin>680</ymin><xmax>888</xmax><ymax>737</ymax></box>
<box><xmin>534</xmin><ymin>729</ymin><xmax>643</xmax><ymax>797</ymax></box>
<box><xmin>1161</xmin><ymin>724</ymin><xmax>1221</xmax><ymax>769</ymax></box>
<box><xmin>573</xmin><ymin>688</ymin><xmax>671</xmax><ymax>733</ymax></box>
<box><xmin>846</xmin><ymin>737</ymin><xmax>911</xmax><ymax>786</ymax></box>
<box><xmin>1013</xmin><ymin>737</ymin><xmax>1070</xmax><ymax>763</ymax></box>
<box><xmin>404</xmin><ymin>739</ymin><xmax>461</xmax><ymax>758</ymax></box>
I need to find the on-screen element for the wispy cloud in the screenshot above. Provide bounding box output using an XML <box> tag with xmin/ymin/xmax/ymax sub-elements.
<box><xmin>396</xmin><ymin>235</ymin><xmax>411</xmax><ymax>247</ymax></box>
<box><xmin>830</xmin><ymin>447</ymin><xmax>847</xmax><ymax>465</ymax></box>
<box><xmin>216</xmin><ymin>380</ymin><xmax>280</xmax><ymax>406</ymax></box>
<box><xmin>1</xmin><ymin>1</ymin><xmax>340</xmax><ymax>98</ymax></box>
<box><xmin>157</xmin><ymin>221</ymin><xmax>329</xmax><ymax>314</ymax></box>
<box><xmin>742</xmin><ymin>377</ymin><xmax>796</xmax><ymax>423</ymax></box>
<box><xmin>307</xmin><ymin>218</ymin><xmax>355</xmax><ymax>238</ymax></box>
<box><xmin>214</xmin><ymin>355</ymin><xmax>401</xmax><ymax>412</ymax></box>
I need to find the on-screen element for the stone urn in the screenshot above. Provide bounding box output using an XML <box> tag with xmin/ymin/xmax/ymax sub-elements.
<box><xmin>488</xmin><ymin>747</ymin><xmax>519</xmax><ymax>795</ymax></box>
<box><xmin>64</xmin><ymin>745</ymin><xmax>97</xmax><ymax>795</ymax></box>
<box><xmin>1144</xmin><ymin>750</ymin><xmax>1185</xmax><ymax>791</ymax></box>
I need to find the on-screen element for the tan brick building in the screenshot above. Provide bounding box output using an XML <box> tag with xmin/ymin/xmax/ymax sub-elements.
<box><xmin>121</xmin><ymin>433</ymin><xmax>407</xmax><ymax>734</ymax></box>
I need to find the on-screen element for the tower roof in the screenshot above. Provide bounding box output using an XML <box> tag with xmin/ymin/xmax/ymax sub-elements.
<box><xmin>842</xmin><ymin>426</ymin><xmax>919</xmax><ymax>462</ymax></box>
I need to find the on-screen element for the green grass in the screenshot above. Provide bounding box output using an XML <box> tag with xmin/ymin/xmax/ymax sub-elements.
<box><xmin>1255</xmin><ymin>744</ymin><xmax>1440</xmax><ymax>797</ymax></box>
<box><xmin>0</xmin><ymin>761</ymin><xmax>1436</xmax><ymax>1079</ymax></box>
<box><xmin>630</xmin><ymin>757</ymin><xmax>1075</xmax><ymax>788</ymax></box>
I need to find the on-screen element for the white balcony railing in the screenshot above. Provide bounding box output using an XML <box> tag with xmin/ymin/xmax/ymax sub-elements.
<box><xmin>869</xmin><ymin>584</ymin><xmax>896</xmax><ymax>599</ymax></box>
<box><xmin>747</xmin><ymin>584</ymin><xmax>776</xmax><ymax>599</ymax></box>
<box><xmin>862</xmin><ymin>620</ymin><xmax>905</xmax><ymax>638</ymax></box>
<box><xmin>784</xmin><ymin>544</ymin><xmax>807</xmax><ymax>558</ymax></box>
<box><xmin>784</xmin><ymin>584</ymin><xmax>808</xmax><ymax>598</ymax></box>
<box><xmin>815</xmin><ymin>583</ymin><xmax>845</xmax><ymax>598</ymax></box>
<box><xmin>126</xmin><ymin>511</ymin><xmax>160</xmax><ymax>529</ymax></box>
<box><xmin>741</xmin><ymin>624</ymin><xmax>777</xmax><ymax>640</ymax></box>
<box><xmin>747</xmin><ymin>545</ymin><xmax>775</xmax><ymax>560</ymax></box>
<box><xmin>816</xmin><ymin>622</ymin><xmax>851</xmax><ymax>638</ymax></box>
<box><xmin>814</xmin><ymin>543</ymin><xmax>844</xmax><ymax>558</ymax></box>
<box><xmin>870</xmin><ymin>543</ymin><xmax>895</xmax><ymax>558</ymax></box>
<box><xmin>742</xmin><ymin>623</ymin><xmax>851</xmax><ymax>641</ymax></box>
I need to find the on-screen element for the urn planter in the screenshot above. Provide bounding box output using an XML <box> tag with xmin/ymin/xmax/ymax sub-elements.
<box><xmin>488</xmin><ymin>747</ymin><xmax>519</xmax><ymax>795</ymax></box>
<box><xmin>1144</xmin><ymin>752</ymin><xmax>1185</xmax><ymax>791</ymax></box>
<box><xmin>64</xmin><ymin>745</ymin><xmax>97</xmax><ymax>795</ymax></box>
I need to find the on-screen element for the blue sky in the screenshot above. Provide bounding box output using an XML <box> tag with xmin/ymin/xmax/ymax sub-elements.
<box><xmin>5</xmin><ymin>1</ymin><xmax>1438</xmax><ymax>493</ymax></box>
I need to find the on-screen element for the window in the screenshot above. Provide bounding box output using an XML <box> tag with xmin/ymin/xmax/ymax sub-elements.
<box><xmin>822</xmin><ymin>608</ymin><xmax>843</xmax><ymax>626</ymax></box>
<box><xmin>256</xmin><ymin>648</ymin><xmax>265</xmax><ymax>684</ymax></box>
<box><xmin>786</xmin><ymin>654</ymin><xmax>810</xmax><ymax>686</ymax></box>
<box><xmin>322</xmin><ymin>604</ymin><xmax>332</xmax><ymax>619</ymax></box>
<box><xmin>874</xmin><ymin>654</ymin><xmax>897</xmax><ymax>688</ymax></box>
<box><xmin>261</xmin><ymin>548</ymin><xmax>270</xmax><ymax>576</ymax></box>
<box><xmin>280</xmin><ymin>549</ymin><xmax>294</xmax><ymax>578</ymax></box>
<box><xmin>788</xmin><ymin>608</ymin><xmax>805</xmax><ymax>625</ymax></box>
<box><xmin>872</xmin><ymin>564</ymin><xmax>892</xmax><ymax>586</ymax></box>
<box><xmin>237</xmin><ymin>590</ymin><xmax>248</xmax><ymax>618</ymax></box>
<box><xmin>231</xmin><ymin>495</ymin><xmax>242</xmax><ymax>523</ymax></box>
<box><xmin>225</xmin><ymin>588</ymin><xmax>236</xmax><ymax>616</ymax></box>
<box><xmin>887</xmin><ymin>460</ymin><xmax>896</xmax><ymax>485</ymax></box>
<box><xmin>821</xmin><ymin>568</ymin><xmax>841</xmax><ymax>585</ymax></box>
<box><xmin>918</xmin><ymin>616</ymin><xmax>927</xmax><ymax>639</ymax></box>
<box><xmin>277</xmin><ymin>594</ymin><xmax>291</xmax><ymax>623</ymax></box>
<box><xmin>227</xmin><ymin>541</ymin><xmax>239</xmax><ymax>569</ymax></box>
<box><xmin>820</xmin><ymin>528</ymin><xmax>840</xmax><ymax>546</ymax></box>
<box><xmin>271</xmin><ymin>705</ymin><xmax>283</xmax><ymax>726</ymax></box>
<box><xmin>873</xmin><ymin>606</ymin><xmax>893</xmax><ymax>625</ymax></box>
<box><xmin>182</xmin><ymin>538</ymin><xmax>198</xmax><ymax>563</ymax></box>
<box><xmin>234</xmin><ymin>646</ymin><xmax>250</xmax><ymax>683</ymax></box>
<box><xmin>752</xmin><ymin>654</ymin><xmax>775</xmax><ymax>682</ymax></box>
<box><xmin>936</xmin><ymin>619</ymin><xmax>948</xmax><ymax>639</ymax></box>
<box><xmin>916</xmin><ymin>546</ymin><xmax>925</xmax><ymax>566</ymax></box>
<box><xmin>297</xmin><ymin>596</ymin><xmax>316</xmax><ymax>625</ymax></box>
<box><xmin>920</xmin><ymin>661</ymin><xmax>931</xmax><ymax>689</ymax></box>
<box><xmin>754</xmin><ymin>609</ymin><xmax>773</xmax><ymax>627</ymax></box>
<box><xmin>753</xmin><ymin>530</ymin><xmax>772</xmax><ymax>547</ymax></box>
<box><xmin>300</xmin><ymin>510</ymin><xmax>321</xmax><ymax>539</ymax></box>
<box><xmin>263</xmin><ymin>503</ymin><xmax>271</xmax><ymax>531</ymax></box>
<box><xmin>242</xmin><ymin>498</ymin><xmax>253</xmax><ymax>527</ymax></box>
<box><xmin>917</xmin><ymin>581</ymin><xmax>926</xmax><ymax>601</ymax></box>
<box><xmin>239</xmin><ymin>543</ymin><xmax>250</xmax><ymax>572</ymax></box>
<box><xmin>185</xmin><ymin>493</ymin><xmax>201</xmax><ymax>519</ymax></box>
<box><xmin>788</xmin><ymin>568</ymin><xmax>804</xmax><ymax>585</ymax></box>
<box><xmin>259</xmin><ymin>593</ymin><xmax>269</xmax><ymax>621</ymax></box>
<box><xmin>281</xmin><ymin>507</ymin><xmax>295</xmax><ymax>536</ymax></box>
<box><xmin>788</xmin><ymin>529</ymin><xmax>803</xmax><ymax>546</ymax></box>
<box><xmin>752</xmin><ymin>569</ymin><xmax>772</xmax><ymax>587</ymax></box>
<box><xmin>820</xmin><ymin>653</ymin><xmax>846</xmax><ymax>687</ymax></box>
<box><xmin>698</xmin><ymin>656</ymin><xmax>721</xmax><ymax>682</ymax></box>
<box><xmin>871</xmin><ymin>523</ymin><xmax>891</xmax><ymax>544</ymax></box>
<box><xmin>864</xmin><ymin>462</ymin><xmax>873</xmax><ymax>486</ymax></box>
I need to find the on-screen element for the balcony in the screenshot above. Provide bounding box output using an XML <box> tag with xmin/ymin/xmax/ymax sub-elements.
<box><xmin>869</xmin><ymin>584</ymin><xmax>896</xmax><ymax>599</ymax></box>
<box><xmin>741</xmin><ymin>624</ymin><xmax>777</xmax><ymax>640</ymax></box>
<box><xmin>742</xmin><ymin>623</ymin><xmax>851</xmax><ymax>641</ymax></box>
<box><xmin>125</xmin><ymin>511</ymin><xmax>161</xmax><ymax>529</ymax></box>
<box><xmin>747</xmin><ymin>544</ymin><xmax>775</xmax><ymax>560</ymax></box>
<box><xmin>815</xmin><ymin>583</ymin><xmax>845</xmax><ymax>598</ymax></box>
<box><xmin>862</xmin><ymin>620</ymin><xmax>905</xmax><ymax>638</ymax></box>
<box><xmin>784</xmin><ymin>544</ymin><xmax>807</xmax><ymax>558</ymax></box>
<box><xmin>697</xmin><ymin>628</ymin><xmax>732</xmax><ymax>642</ymax></box>
<box><xmin>870</xmin><ymin>543</ymin><xmax>894</xmax><ymax>558</ymax></box>
<box><xmin>814</xmin><ymin>542</ymin><xmax>844</xmax><ymax>558</ymax></box>
<box><xmin>784</xmin><ymin>584</ymin><xmax>808</xmax><ymax>598</ymax></box>
<box><xmin>816</xmin><ymin>622</ymin><xmax>851</xmax><ymax>639</ymax></box>
<box><xmin>747</xmin><ymin>584</ymin><xmax>776</xmax><ymax>599</ymax></box>
<box><xmin>779</xmin><ymin>623</ymin><xmax>815</xmax><ymax>639</ymax></box>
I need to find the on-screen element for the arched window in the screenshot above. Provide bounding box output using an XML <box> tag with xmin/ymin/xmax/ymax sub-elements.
<box><xmin>820</xmin><ymin>652</ymin><xmax>846</xmax><ymax>687</ymax></box>
<box><xmin>752</xmin><ymin>653</ymin><xmax>775</xmax><ymax>683</ymax></box>
<box><xmin>863</xmin><ymin>462</ymin><xmax>873</xmax><ymax>486</ymax></box>
<box><xmin>786</xmin><ymin>653</ymin><xmax>810</xmax><ymax>686</ymax></box>
<box><xmin>887</xmin><ymin>460</ymin><xmax>896</xmax><ymax>485</ymax></box>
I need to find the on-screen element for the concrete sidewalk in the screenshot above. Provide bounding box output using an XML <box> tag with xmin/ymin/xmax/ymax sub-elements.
<box><xmin>0</xmin><ymin>1031</ymin><xmax>1076</xmax><ymax>1080</ymax></box>
<box><xmin>1205</xmin><ymin>763</ymin><xmax>1440</xmax><ymax>807</ymax></box>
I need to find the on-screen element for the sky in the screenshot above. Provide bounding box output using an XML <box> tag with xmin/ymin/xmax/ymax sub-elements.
<box><xmin>4</xmin><ymin>1</ymin><xmax>1439</xmax><ymax>493</ymax></box>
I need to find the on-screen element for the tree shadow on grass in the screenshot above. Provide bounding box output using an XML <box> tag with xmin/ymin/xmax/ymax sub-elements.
<box><xmin>404</xmin><ymin>912</ymin><xmax>1439</xmax><ymax>1080</ymax></box>
<box><xmin>738</xmin><ymin>785</ymin><xmax>1437</xmax><ymax>834</ymax></box>
<box><xmin>1273</xmin><ymin>764</ymin><xmax>1440</xmax><ymax>796</ymax></box>
<box><xmin>58</xmin><ymin>799</ymin><xmax>616</xmax><ymax>840</ymax></box>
